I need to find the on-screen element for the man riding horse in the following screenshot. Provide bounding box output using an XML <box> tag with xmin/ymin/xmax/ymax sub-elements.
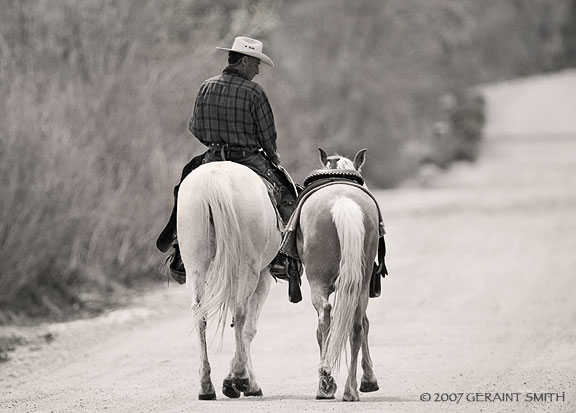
<box><xmin>156</xmin><ymin>36</ymin><xmax>302</xmax><ymax>300</ymax></box>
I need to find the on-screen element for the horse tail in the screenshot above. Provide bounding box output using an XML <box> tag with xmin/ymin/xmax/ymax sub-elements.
<box><xmin>325</xmin><ymin>197</ymin><xmax>366</xmax><ymax>369</ymax></box>
<box><xmin>190</xmin><ymin>169</ymin><xmax>243</xmax><ymax>336</ymax></box>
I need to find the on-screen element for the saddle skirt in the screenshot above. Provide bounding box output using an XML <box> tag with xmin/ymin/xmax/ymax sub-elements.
<box><xmin>259</xmin><ymin>176</ymin><xmax>285</xmax><ymax>231</ymax></box>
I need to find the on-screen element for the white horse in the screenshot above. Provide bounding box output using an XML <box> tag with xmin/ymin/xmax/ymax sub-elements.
<box><xmin>297</xmin><ymin>148</ymin><xmax>380</xmax><ymax>401</ymax></box>
<box><xmin>177</xmin><ymin>161</ymin><xmax>281</xmax><ymax>400</ymax></box>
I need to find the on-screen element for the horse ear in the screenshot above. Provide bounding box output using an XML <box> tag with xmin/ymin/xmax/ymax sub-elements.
<box><xmin>353</xmin><ymin>148</ymin><xmax>367</xmax><ymax>171</ymax></box>
<box><xmin>318</xmin><ymin>147</ymin><xmax>328</xmax><ymax>167</ymax></box>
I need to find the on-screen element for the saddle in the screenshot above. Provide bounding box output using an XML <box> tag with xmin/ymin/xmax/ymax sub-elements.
<box><xmin>207</xmin><ymin>147</ymin><xmax>297</xmax><ymax>231</ymax></box>
<box><xmin>279</xmin><ymin>169</ymin><xmax>388</xmax><ymax>298</ymax></box>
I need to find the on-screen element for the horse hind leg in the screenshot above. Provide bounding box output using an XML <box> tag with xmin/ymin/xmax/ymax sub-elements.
<box><xmin>359</xmin><ymin>313</ymin><xmax>379</xmax><ymax>393</ymax></box>
<box><xmin>222</xmin><ymin>306</ymin><xmax>248</xmax><ymax>399</ymax></box>
<box><xmin>223</xmin><ymin>269</ymin><xmax>259</xmax><ymax>398</ymax></box>
<box><xmin>311</xmin><ymin>287</ymin><xmax>337</xmax><ymax>400</ymax></box>
<box><xmin>343</xmin><ymin>297</ymin><xmax>369</xmax><ymax>402</ymax></box>
<box><xmin>241</xmin><ymin>269</ymin><xmax>271</xmax><ymax>397</ymax></box>
<box><xmin>197</xmin><ymin>314</ymin><xmax>216</xmax><ymax>400</ymax></box>
<box><xmin>192</xmin><ymin>288</ymin><xmax>216</xmax><ymax>400</ymax></box>
<box><xmin>180</xmin><ymin>205</ymin><xmax>216</xmax><ymax>400</ymax></box>
<box><xmin>222</xmin><ymin>303</ymin><xmax>249</xmax><ymax>399</ymax></box>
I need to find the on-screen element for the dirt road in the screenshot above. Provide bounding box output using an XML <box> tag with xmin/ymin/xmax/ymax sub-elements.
<box><xmin>2</xmin><ymin>80</ymin><xmax>576</xmax><ymax>412</ymax></box>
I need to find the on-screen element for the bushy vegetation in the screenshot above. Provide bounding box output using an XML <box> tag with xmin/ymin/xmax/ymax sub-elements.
<box><xmin>0</xmin><ymin>0</ymin><xmax>574</xmax><ymax>319</ymax></box>
<box><xmin>0</xmin><ymin>0</ymin><xmax>280</xmax><ymax>318</ymax></box>
<box><xmin>269</xmin><ymin>0</ymin><xmax>574</xmax><ymax>184</ymax></box>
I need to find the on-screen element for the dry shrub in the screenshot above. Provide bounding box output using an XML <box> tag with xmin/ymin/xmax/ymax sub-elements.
<box><xmin>0</xmin><ymin>0</ymin><xmax>279</xmax><ymax>315</ymax></box>
<box><xmin>268</xmin><ymin>0</ymin><xmax>569</xmax><ymax>185</ymax></box>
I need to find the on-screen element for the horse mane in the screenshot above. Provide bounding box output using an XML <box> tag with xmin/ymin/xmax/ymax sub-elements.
<box><xmin>327</xmin><ymin>154</ymin><xmax>355</xmax><ymax>170</ymax></box>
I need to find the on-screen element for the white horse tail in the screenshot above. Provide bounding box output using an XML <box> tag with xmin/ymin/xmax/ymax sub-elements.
<box><xmin>325</xmin><ymin>197</ymin><xmax>366</xmax><ymax>369</ymax></box>
<box><xmin>191</xmin><ymin>169</ymin><xmax>243</xmax><ymax>335</ymax></box>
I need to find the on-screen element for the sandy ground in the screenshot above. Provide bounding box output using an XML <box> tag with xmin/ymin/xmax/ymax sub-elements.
<box><xmin>2</xmin><ymin>76</ymin><xmax>576</xmax><ymax>412</ymax></box>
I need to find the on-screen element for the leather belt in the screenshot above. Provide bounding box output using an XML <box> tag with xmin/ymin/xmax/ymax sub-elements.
<box><xmin>208</xmin><ymin>144</ymin><xmax>260</xmax><ymax>160</ymax></box>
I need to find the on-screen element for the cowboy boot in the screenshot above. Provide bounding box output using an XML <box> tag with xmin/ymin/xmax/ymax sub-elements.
<box><xmin>156</xmin><ymin>184</ymin><xmax>179</xmax><ymax>252</ymax></box>
<box><xmin>269</xmin><ymin>253</ymin><xmax>290</xmax><ymax>280</ymax></box>
<box><xmin>156</xmin><ymin>204</ymin><xmax>177</xmax><ymax>253</ymax></box>
<box><xmin>268</xmin><ymin>253</ymin><xmax>302</xmax><ymax>303</ymax></box>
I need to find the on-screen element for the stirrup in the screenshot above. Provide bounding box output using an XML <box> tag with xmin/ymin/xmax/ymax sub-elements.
<box><xmin>156</xmin><ymin>225</ymin><xmax>176</xmax><ymax>253</ymax></box>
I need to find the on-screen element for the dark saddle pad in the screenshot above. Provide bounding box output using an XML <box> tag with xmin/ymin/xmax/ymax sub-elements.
<box><xmin>303</xmin><ymin>168</ymin><xmax>365</xmax><ymax>187</ymax></box>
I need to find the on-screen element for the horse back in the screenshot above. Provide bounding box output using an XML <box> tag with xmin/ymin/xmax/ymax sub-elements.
<box><xmin>179</xmin><ymin>161</ymin><xmax>271</xmax><ymax>218</ymax></box>
<box><xmin>178</xmin><ymin>161</ymin><xmax>280</xmax><ymax>264</ymax></box>
<box><xmin>298</xmin><ymin>185</ymin><xmax>379</xmax><ymax>281</ymax></box>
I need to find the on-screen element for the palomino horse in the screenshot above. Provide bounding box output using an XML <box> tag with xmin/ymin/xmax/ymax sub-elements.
<box><xmin>177</xmin><ymin>161</ymin><xmax>281</xmax><ymax>400</ymax></box>
<box><xmin>297</xmin><ymin>148</ymin><xmax>380</xmax><ymax>401</ymax></box>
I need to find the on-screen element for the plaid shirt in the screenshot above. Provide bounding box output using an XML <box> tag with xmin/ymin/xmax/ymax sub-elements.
<box><xmin>189</xmin><ymin>67</ymin><xmax>277</xmax><ymax>159</ymax></box>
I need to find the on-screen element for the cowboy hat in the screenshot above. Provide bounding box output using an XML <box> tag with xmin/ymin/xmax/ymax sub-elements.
<box><xmin>216</xmin><ymin>36</ymin><xmax>274</xmax><ymax>67</ymax></box>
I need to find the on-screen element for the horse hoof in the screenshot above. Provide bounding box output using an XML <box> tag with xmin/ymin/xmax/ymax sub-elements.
<box><xmin>316</xmin><ymin>376</ymin><xmax>337</xmax><ymax>399</ymax></box>
<box><xmin>234</xmin><ymin>377</ymin><xmax>250</xmax><ymax>392</ymax></box>
<box><xmin>222</xmin><ymin>379</ymin><xmax>241</xmax><ymax>399</ymax></box>
<box><xmin>316</xmin><ymin>393</ymin><xmax>336</xmax><ymax>400</ymax></box>
<box><xmin>343</xmin><ymin>392</ymin><xmax>360</xmax><ymax>402</ymax></box>
<box><xmin>244</xmin><ymin>389</ymin><xmax>263</xmax><ymax>397</ymax></box>
<box><xmin>360</xmin><ymin>380</ymin><xmax>379</xmax><ymax>393</ymax></box>
<box><xmin>198</xmin><ymin>392</ymin><xmax>216</xmax><ymax>400</ymax></box>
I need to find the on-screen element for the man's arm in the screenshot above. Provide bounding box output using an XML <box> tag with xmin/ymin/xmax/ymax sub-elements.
<box><xmin>189</xmin><ymin>82</ymin><xmax>211</xmax><ymax>144</ymax></box>
<box><xmin>189</xmin><ymin>92</ymin><xmax>201</xmax><ymax>139</ymax></box>
<box><xmin>252</xmin><ymin>91</ymin><xmax>279</xmax><ymax>163</ymax></box>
